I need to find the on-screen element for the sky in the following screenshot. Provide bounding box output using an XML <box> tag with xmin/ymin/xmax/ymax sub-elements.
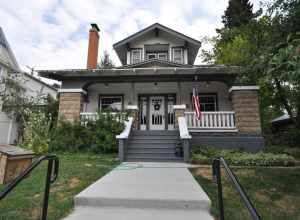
<box><xmin>0</xmin><ymin>0</ymin><xmax>262</xmax><ymax>74</ymax></box>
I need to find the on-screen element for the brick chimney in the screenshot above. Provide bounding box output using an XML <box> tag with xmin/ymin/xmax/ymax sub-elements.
<box><xmin>87</xmin><ymin>23</ymin><xmax>100</xmax><ymax>69</ymax></box>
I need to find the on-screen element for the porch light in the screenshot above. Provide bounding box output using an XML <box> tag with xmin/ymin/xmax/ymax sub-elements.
<box><xmin>154</xmin><ymin>82</ymin><xmax>158</xmax><ymax>86</ymax></box>
<box><xmin>206</xmin><ymin>81</ymin><xmax>211</xmax><ymax>87</ymax></box>
<box><xmin>104</xmin><ymin>83</ymin><xmax>109</xmax><ymax>87</ymax></box>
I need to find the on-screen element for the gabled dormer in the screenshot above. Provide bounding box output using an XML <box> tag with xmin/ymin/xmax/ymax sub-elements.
<box><xmin>113</xmin><ymin>23</ymin><xmax>201</xmax><ymax>67</ymax></box>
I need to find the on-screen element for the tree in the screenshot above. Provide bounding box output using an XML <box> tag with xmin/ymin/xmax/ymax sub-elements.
<box><xmin>201</xmin><ymin>0</ymin><xmax>300</xmax><ymax>134</ymax></box>
<box><xmin>222</xmin><ymin>0</ymin><xmax>255</xmax><ymax>29</ymax></box>
<box><xmin>98</xmin><ymin>51</ymin><xmax>115</xmax><ymax>69</ymax></box>
<box><xmin>253</xmin><ymin>34</ymin><xmax>300</xmax><ymax>128</ymax></box>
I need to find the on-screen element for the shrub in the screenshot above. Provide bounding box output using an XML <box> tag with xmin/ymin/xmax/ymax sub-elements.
<box><xmin>49</xmin><ymin>112</ymin><xmax>124</xmax><ymax>153</ymax></box>
<box><xmin>191</xmin><ymin>147</ymin><xmax>297</xmax><ymax>166</ymax></box>
<box><xmin>22</xmin><ymin>110</ymin><xmax>51</xmax><ymax>154</ymax></box>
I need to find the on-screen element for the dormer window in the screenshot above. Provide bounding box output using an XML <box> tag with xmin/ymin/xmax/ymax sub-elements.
<box><xmin>147</xmin><ymin>53</ymin><xmax>157</xmax><ymax>59</ymax></box>
<box><xmin>158</xmin><ymin>53</ymin><xmax>168</xmax><ymax>61</ymax></box>
<box><xmin>131</xmin><ymin>49</ymin><xmax>142</xmax><ymax>64</ymax></box>
<box><xmin>172</xmin><ymin>48</ymin><xmax>183</xmax><ymax>63</ymax></box>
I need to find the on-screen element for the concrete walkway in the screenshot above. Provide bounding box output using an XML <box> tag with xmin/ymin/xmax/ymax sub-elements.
<box><xmin>64</xmin><ymin>162</ymin><xmax>214</xmax><ymax>220</ymax></box>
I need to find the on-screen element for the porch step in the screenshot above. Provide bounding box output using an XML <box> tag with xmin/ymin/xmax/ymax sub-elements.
<box><xmin>127</xmin><ymin>144</ymin><xmax>175</xmax><ymax>152</ymax></box>
<box><xmin>129</xmin><ymin>139</ymin><xmax>179</xmax><ymax>144</ymax></box>
<box><xmin>130</xmin><ymin>136</ymin><xmax>179</xmax><ymax>140</ymax></box>
<box><xmin>125</xmin><ymin>130</ymin><xmax>181</xmax><ymax>162</ymax></box>
<box><xmin>125</xmin><ymin>156</ymin><xmax>183</xmax><ymax>162</ymax></box>
<box><xmin>132</xmin><ymin>130</ymin><xmax>179</xmax><ymax>136</ymax></box>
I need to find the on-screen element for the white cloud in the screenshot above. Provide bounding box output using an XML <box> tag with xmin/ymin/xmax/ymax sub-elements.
<box><xmin>0</xmin><ymin>0</ymin><xmax>261</xmax><ymax>72</ymax></box>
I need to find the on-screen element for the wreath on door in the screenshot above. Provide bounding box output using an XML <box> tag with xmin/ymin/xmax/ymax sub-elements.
<box><xmin>154</xmin><ymin>103</ymin><xmax>160</xmax><ymax>110</ymax></box>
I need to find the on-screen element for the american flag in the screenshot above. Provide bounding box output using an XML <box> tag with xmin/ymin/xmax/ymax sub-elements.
<box><xmin>192</xmin><ymin>87</ymin><xmax>201</xmax><ymax>120</ymax></box>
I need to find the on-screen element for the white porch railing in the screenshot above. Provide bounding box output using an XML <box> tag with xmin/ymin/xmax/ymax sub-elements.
<box><xmin>184</xmin><ymin>111</ymin><xmax>236</xmax><ymax>130</ymax></box>
<box><xmin>80</xmin><ymin>112</ymin><xmax>127</xmax><ymax>123</ymax></box>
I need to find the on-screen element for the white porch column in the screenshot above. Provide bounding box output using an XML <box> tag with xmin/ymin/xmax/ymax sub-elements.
<box><xmin>173</xmin><ymin>104</ymin><xmax>186</xmax><ymax>129</ymax></box>
<box><xmin>126</xmin><ymin>105</ymin><xmax>139</xmax><ymax>129</ymax></box>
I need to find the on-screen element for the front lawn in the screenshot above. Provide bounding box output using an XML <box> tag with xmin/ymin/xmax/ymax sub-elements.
<box><xmin>192</xmin><ymin>166</ymin><xmax>300</xmax><ymax>220</ymax></box>
<box><xmin>0</xmin><ymin>153</ymin><xmax>119</xmax><ymax>220</ymax></box>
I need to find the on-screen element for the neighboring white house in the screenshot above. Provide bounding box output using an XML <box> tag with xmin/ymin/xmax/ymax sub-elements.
<box><xmin>0</xmin><ymin>27</ymin><xmax>57</xmax><ymax>144</ymax></box>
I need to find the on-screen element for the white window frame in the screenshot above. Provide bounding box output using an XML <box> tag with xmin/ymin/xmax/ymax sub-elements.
<box><xmin>99</xmin><ymin>95</ymin><xmax>123</xmax><ymax>112</ymax></box>
<box><xmin>131</xmin><ymin>49</ymin><xmax>142</xmax><ymax>64</ymax></box>
<box><xmin>158</xmin><ymin>52</ymin><xmax>168</xmax><ymax>61</ymax></box>
<box><xmin>146</xmin><ymin>53</ymin><xmax>157</xmax><ymax>60</ymax></box>
<box><xmin>191</xmin><ymin>94</ymin><xmax>217</xmax><ymax>112</ymax></box>
<box><xmin>172</xmin><ymin>48</ymin><xmax>183</xmax><ymax>63</ymax></box>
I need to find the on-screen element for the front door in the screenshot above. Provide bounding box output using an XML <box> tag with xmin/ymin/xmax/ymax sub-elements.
<box><xmin>149</xmin><ymin>96</ymin><xmax>165</xmax><ymax>130</ymax></box>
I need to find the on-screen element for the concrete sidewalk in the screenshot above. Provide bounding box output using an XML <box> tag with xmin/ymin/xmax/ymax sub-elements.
<box><xmin>64</xmin><ymin>162</ymin><xmax>213</xmax><ymax>220</ymax></box>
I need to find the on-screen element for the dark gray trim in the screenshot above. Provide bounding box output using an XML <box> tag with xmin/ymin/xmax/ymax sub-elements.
<box><xmin>190</xmin><ymin>134</ymin><xmax>265</xmax><ymax>152</ymax></box>
<box><xmin>121</xmin><ymin>58</ymin><xmax>192</xmax><ymax>68</ymax></box>
<box><xmin>98</xmin><ymin>94</ymin><xmax>124</xmax><ymax>111</ymax></box>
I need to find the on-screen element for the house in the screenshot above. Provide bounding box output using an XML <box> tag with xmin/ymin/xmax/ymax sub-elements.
<box><xmin>39</xmin><ymin>23</ymin><xmax>264</xmax><ymax>162</ymax></box>
<box><xmin>0</xmin><ymin>27</ymin><xmax>57</xmax><ymax>144</ymax></box>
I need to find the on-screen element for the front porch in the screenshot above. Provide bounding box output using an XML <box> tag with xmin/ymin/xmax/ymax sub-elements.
<box><xmin>80</xmin><ymin>110</ymin><xmax>238</xmax><ymax>132</ymax></box>
<box><xmin>44</xmin><ymin>66</ymin><xmax>264</xmax><ymax>161</ymax></box>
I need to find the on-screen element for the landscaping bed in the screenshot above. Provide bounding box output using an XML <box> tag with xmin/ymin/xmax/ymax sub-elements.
<box><xmin>192</xmin><ymin>166</ymin><xmax>300</xmax><ymax>219</ymax></box>
<box><xmin>0</xmin><ymin>153</ymin><xmax>119</xmax><ymax>220</ymax></box>
<box><xmin>191</xmin><ymin>147</ymin><xmax>298</xmax><ymax>166</ymax></box>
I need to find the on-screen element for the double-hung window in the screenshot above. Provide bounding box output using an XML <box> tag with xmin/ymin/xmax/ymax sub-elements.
<box><xmin>99</xmin><ymin>96</ymin><xmax>123</xmax><ymax>112</ymax></box>
<box><xmin>146</xmin><ymin>53</ymin><xmax>157</xmax><ymax>59</ymax></box>
<box><xmin>158</xmin><ymin>53</ymin><xmax>168</xmax><ymax>60</ymax></box>
<box><xmin>172</xmin><ymin>48</ymin><xmax>183</xmax><ymax>63</ymax></box>
<box><xmin>192</xmin><ymin>94</ymin><xmax>217</xmax><ymax>112</ymax></box>
<box><xmin>131</xmin><ymin>49</ymin><xmax>142</xmax><ymax>64</ymax></box>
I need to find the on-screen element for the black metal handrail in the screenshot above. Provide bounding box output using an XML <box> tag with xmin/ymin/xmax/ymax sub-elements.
<box><xmin>212</xmin><ymin>157</ymin><xmax>261</xmax><ymax>220</ymax></box>
<box><xmin>0</xmin><ymin>154</ymin><xmax>59</xmax><ymax>220</ymax></box>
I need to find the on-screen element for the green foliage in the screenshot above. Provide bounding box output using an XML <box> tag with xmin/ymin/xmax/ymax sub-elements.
<box><xmin>214</xmin><ymin>34</ymin><xmax>256</xmax><ymax>65</ymax></box>
<box><xmin>49</xmin><ymin>113</ymin><xmax>124</xmax><ymax>153</ymax></box>
<box><xmin>22</xmin><ymin>110</ymin><xmax>51</xmax><ymax>154</ymax></box>
<box><xmin>191</xmin><ymin>147</ymin><xmax>296</xmax><ymax>166</ymax></box>
<box><xmin>222</xmin><ymin>0</ymin><xmax>255</xmax><ymax>28</ymax></box>
<box><xmin>202</xmin><ymin>0</ymin><xmax>300</xmax><ymax>133</ymax></box>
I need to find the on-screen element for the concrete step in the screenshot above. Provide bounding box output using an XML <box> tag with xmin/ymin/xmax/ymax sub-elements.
<box><xmin>64</xmin><ymin>206</ymin><xmax>214</xmax><ymax>220</ymax></box>
<box><xmin>125</xmin><ymin>156</ymin><xmax>183</xmax><ymax>162</ymax></box>
<box><xmin>64</xmin><ymin>163</ymin><xmax>213</xmax><ymax>220</ymax></box>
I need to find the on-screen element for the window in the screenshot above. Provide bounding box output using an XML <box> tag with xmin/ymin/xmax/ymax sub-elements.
<box><xmin>131</xmin><ymin>49</ymin><xmax>142</xmax><ymax>64</ymax></box>
<box><xmin>99</xmin><ymin>96</ymin><xmax>123</xmax><ymax>112</ymax></box>
<box><xmin>192</xmin><ymin>94</ymin><xmax>217</xmax><ymax>112</ymax></box>
<box><xmin>146</xmin><ymin>53</ymin><xmax>157</xmax><ymax>59</ymax></box>
<box><xmin>172</xmin><ymin>48</ymin><xmax>183</xmax><ymax>63</ymax></box>
<box><xmin>158</xmin><ymin>53</ymin><xmax>168</xmax><ymax>61</ymax></box>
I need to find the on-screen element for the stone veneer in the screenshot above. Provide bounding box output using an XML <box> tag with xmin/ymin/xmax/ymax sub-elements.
<box><xmin>230</xmin><ymin>87</ymin><xmax>262</xmax><ymax>134</ymax></box>
<box><xmin>58</xmin><ymin>92</ymin><xmax>84</xmax><ymax>122</ymax></box>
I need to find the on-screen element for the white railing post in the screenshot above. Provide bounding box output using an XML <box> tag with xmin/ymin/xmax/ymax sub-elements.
<box><xmin>184</xmin><ymin>111</ymin><xmax>237</xmax><ymax>131</ymax></box>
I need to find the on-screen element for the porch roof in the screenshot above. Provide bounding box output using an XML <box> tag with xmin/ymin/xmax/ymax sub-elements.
<box><xmin>38</xmin><ymin>65</ymin><xmax>240</xmax><ymax>83</ymax></box>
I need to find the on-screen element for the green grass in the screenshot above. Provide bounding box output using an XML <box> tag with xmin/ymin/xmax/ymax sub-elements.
<box><xmin>0</xmin><ymin>153</ymin><xmax>119</xmax><ymax>220</ymax></box>
<box><xmin>192</xmin><ymin>167</ymin><xmax>300</xmax><ymax>220</ymax></box>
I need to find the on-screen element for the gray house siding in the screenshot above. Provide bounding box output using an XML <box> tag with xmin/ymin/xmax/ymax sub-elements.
<box><xmin>83</xmin><ymin>81</ymin><xmax>232</xmax><ymax>112</ymax></box>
